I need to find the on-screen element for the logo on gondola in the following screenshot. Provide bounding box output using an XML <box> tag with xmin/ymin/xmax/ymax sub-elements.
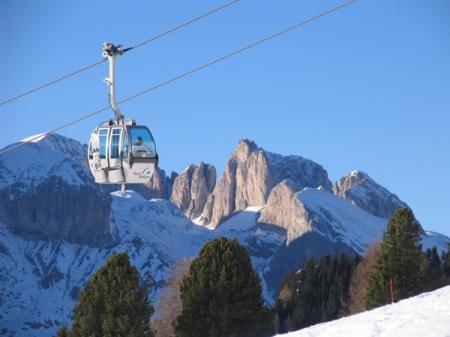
<box><xmin>139</xmin><ymin>168</ymin><xmax>152</xmax><ymax>178</ymax></box>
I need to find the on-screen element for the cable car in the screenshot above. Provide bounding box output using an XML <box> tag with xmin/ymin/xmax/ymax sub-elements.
<box><xmin>88</xmin><ymin>42</ymin><xmax>158</xmax><ymax>188</ymax></box>
<box><xmin>88</xmin><ymin>119</ymin><xmax>158</xmax><ymax>184</ymax></box>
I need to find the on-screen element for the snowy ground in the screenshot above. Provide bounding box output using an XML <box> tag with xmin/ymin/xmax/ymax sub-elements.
<box><xmin>278</xmin><ymin>286</ymin><xmax>450</xmax><ymax>337</ymax></box>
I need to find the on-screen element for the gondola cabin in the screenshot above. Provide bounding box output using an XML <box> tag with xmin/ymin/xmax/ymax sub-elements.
<box><xmin>88</xmin><ymin>119</ymin><xmax>158</xmax><ymax>184</ymax></box>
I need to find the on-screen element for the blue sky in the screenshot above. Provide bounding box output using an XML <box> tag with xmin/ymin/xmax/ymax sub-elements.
<box><xmin>1</xmin><ymin>0</ymin><xmax>449</xmax><ymax>235</ymax></box>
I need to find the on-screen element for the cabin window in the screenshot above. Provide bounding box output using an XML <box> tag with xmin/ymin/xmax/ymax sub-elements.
<box><xmin>130</xmin><ymin>127</ymin><xmax>156</xmax><ymax>158</ymax></box>
<box><xmin>110</xmin><ymin>128</ymin><xmax>121</xmax><ymax>159</ymax></box>
<box><xmin>99</xmin><ymin>129</ymin><xmax>109</xmax><ymax>159</ymax></box>
<box><xmin>88</xmin><ymin>140</ymin><xmax>93</xmax><ymax>159</ymax></box>
<box><xmin>122</xmin><ymin>130</ymin><xmax>129</xmax><ymax>158</ymax></box>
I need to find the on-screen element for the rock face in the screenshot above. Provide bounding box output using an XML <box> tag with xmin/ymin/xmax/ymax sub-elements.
<box><xmin>0</xmin><ymin>134</ymin><xmax>113</xmax><ymax>246</ymax></box>
<box><xmin>132</xmin><ymin>167</ymin><xmax>176</xmax><ymax>200</ymax></box>
<box><xmin>333</xmin><ymin>170</ymin><xmax>408</xmax><ymax>219</ymax></box>
<box><xmin>201</xmin><ymin>139</ymin><xmax>332</xmax><ymax>228</ymax></box>
<box><xmin>143</xmin><ymin>167</ymin><xmax>172</xmax><ymax>199</ymax></box>
<box><xmin>171</xmin><ymin>162</ymin><xmax>216</xmax><ymax>219</ymax></box>
<box><xmin>0</xmin><ymin>179</ymin><xmax>112</xmax><ymax>245</ymax></box>
<box><xmin>258</xmin><ymin>179</ymin><xmax>312</xmax><ymax>242</ymax></box>
<box><xmin>261</xmin><ymin>186</ymin><xmax>387</xmax><ymax>248</ymax></box>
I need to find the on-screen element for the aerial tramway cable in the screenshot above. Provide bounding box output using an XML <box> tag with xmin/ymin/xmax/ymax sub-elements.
<box><xmin>0</xmin><ymin>0</ymin><xmax>240</xmax><ymax>107</ymax></box>
<box><xmin>0</xmin><ymin>0</ymin><xmax>357</xmax><ymax>155</ymax></box>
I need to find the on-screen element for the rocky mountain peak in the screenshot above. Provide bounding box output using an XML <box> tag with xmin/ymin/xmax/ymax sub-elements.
<box><xmin>171</xmin><ymin>162</ymin><xmax>216</xmax><ymax>219</ymax></box>
<box><xmin>342</xmin><ymin>170</ymin><xmax>373</xmax><ymax>186</ymax></box>
<box><xmin>334</xmin><ymin>170</ymin><xmax>408</xmax><ymax>219</ymax></box>
<box><xmin>21</xmin><ymin>132</ymin><xmax>87</xmax><ymax>164</ymax></box>
<box><xmin>201</xmin><ymin>140</ymin><xmax>332</xmax><ymax>228</ymax></box>
<box><xmin>232</xmin><ymin>139</ymin><xmax>260</xmax><ymax>162</ymax></box>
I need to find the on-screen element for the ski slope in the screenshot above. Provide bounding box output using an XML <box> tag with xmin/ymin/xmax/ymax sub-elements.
<box><xmin>278</xmin><ymin>286</ymin><xmax>450</xmax><ymax>337</ymax></box>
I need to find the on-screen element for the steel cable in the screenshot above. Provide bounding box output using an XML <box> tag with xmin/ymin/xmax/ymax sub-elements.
<box><xmin>0</xmin><ymin>0</ymin><xmax>239</xmax><ymax>107</ymax></box>
<box><xmin>0</xmin><ymin>0</ymin><xmax>357</xmax><ymax>155</ymax></box>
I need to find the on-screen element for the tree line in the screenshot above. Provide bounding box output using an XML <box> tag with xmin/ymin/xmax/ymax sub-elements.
<box><xmin>56</xmin><ymin>208</ymin><xmax>450</xmax><ymax>336</ymax></box>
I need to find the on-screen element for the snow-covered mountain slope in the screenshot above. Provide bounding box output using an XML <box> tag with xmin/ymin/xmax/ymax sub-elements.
<box><xmin>2</xmin><ymin>187</ymin><xmax>444</xmax><ymax>337</ymax></box>
<box><xmin>333</xmin><ymin>170</ymin><xmax>408</xmax><ymax>219</ymax></box>
<box><xmin>0</xmin><ymin>134</ymin><xmax>111</xmax><ymax>246</ymax></box>
<box><xmin>296</xmin><ymin>188</ymin><xmax>448</xmax><ymax>255</ymax></box>
<box><xmin>277</xmin><ymin>286</ymin><xmax>450</xmax><ymax>337</ymax></box>
<box><xmin>0</xmin><ymin>134</ymin><xmax>90</xmax><ymax>193</ymax></box>
<box><xmin>214</xmin><ymin>206</ymin><xmax>263</xmax><ymax>232</ymax></box>
<box><xmin>422</xmin><ymin>230</ymin><xmax>450</xmax><ymax>253</ymax></box>
<box><xmin>0</xmin><ymin>192</ymin><xmax>195</xmax><ymax>337</ymax></box>
<box><xmin>0</xmin><ymin>191</ymin><xmax>285</xmax><ymax>337</ymax></box>
<box><xmin>21</xmin><ymin>133</ymin><xmax>87</xmax><ymax>164</ymax></box>
<box><xmin>260</xmin><ymin>187</ymin><xmax>449</xmax><ymax>297</ymax></box>
<box><xmin>297</xmin><ymin>188</ymin><xmax>387</xmax><ymax>255</ymax></box>
<box><xmin>299</xmin><ymin>188</ymin><xmax>449</xmax><ymax>254</ymax></box>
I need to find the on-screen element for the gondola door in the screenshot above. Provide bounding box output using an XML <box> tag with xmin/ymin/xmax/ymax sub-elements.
<box><xmin>88</xmin><ymin>127</ymin><xmax>110</xmax><ymax>183</ymax></box>
<box><xmin>108</xmin><ymin>127</ymin><xmax>125</xmax><ymax>183</ymax></box>
<box><xmin>121</xmin><ymin>127</ymin><xmax>132</xmax><ymax>182</ymax></box>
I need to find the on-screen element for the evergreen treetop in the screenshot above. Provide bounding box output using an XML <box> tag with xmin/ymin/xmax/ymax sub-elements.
<box><xmin>70</xmin><ymin>252</ymin><xmax>154</xmax><ymax>337</ymax></box>
<box><xmin>173</xmin><ymin>237</ymin><xmax>271</xmax><ymax>337</ymax></box>
<box><xmin>365</xmin><ymin>208</ymin><xmax>423</xmax><ymax>309</ymax></box>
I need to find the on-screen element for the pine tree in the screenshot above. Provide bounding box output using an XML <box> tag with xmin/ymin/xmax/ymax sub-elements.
<box><xmin>275</xmin><ymin>253</ymin><xmax>358</xmax><ymax>333</ymax></box>
<box><xmin>420</xmin><ymin>247</ymin><xmax>442</xmax><ymax>291</ymax></box>
<box><xmin>365</xmin><ymin>208</ymin><xmax>423</xmax><ymax>309</ymax></box>
<box><xmin>442</xmin><ymin>243</ymin><xmax>450</xmax><ymax>284</ymax></box>
<box><xmin>71</xmin><ymin>252</ymin><xmax>154</xmax><ymax>337</ymax></box>
<box><xmin>54</xmin><ymin>326</ymin><xmax>69</xmax><ymax>337</ymax></box>
<box><xmin>173</xmin><ymin>237</ymin><xmax>272</xmax><ymax>337</ymax></box>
